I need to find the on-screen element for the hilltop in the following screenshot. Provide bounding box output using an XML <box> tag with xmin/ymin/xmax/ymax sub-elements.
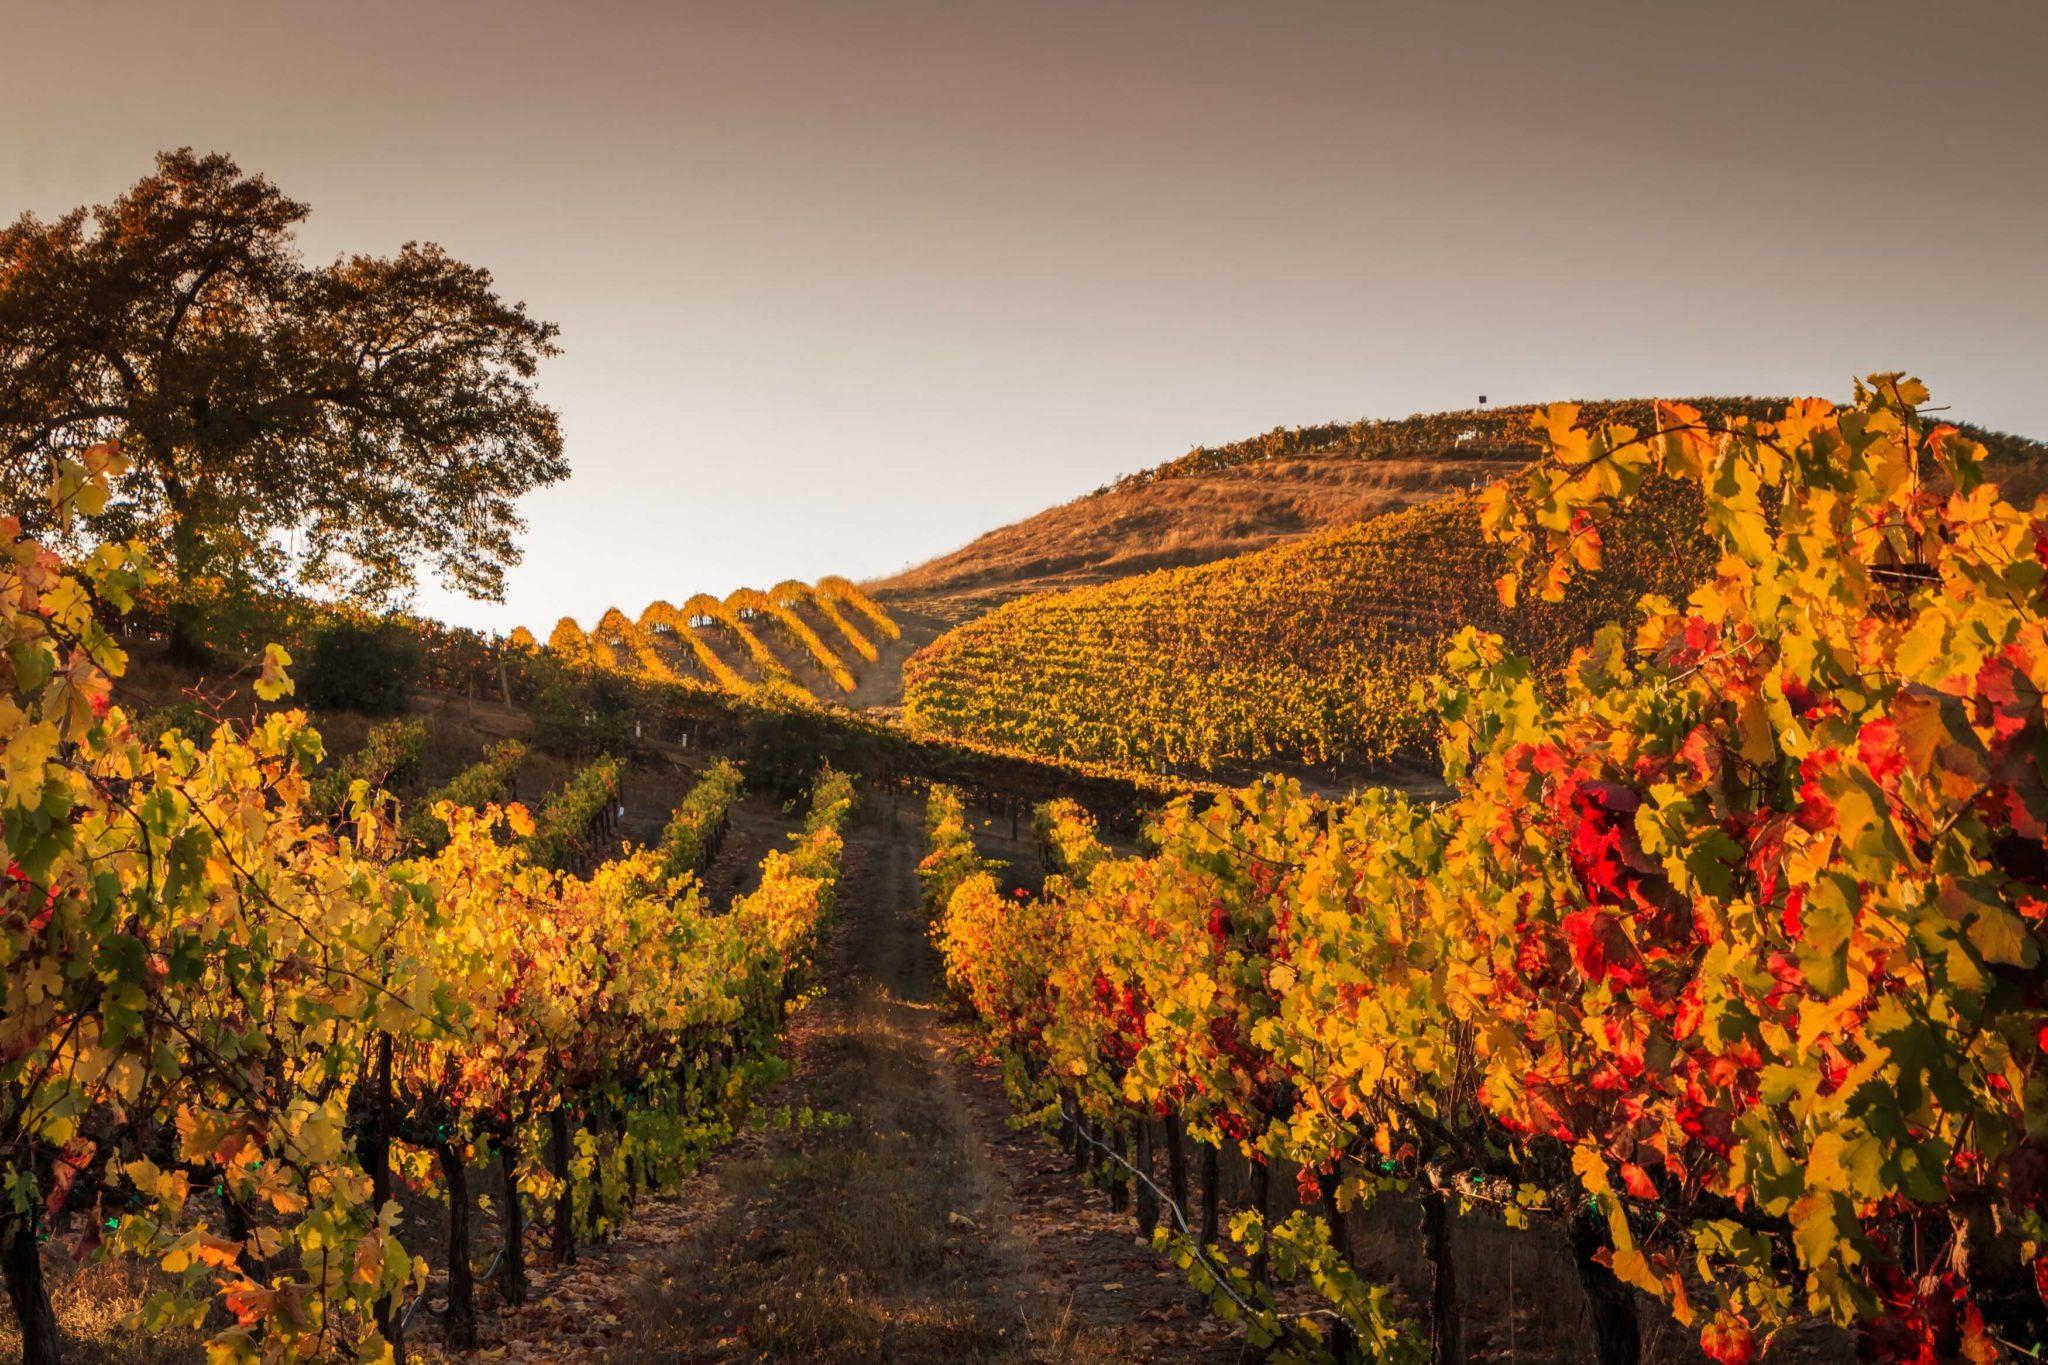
<box><xmin>871</xmin><ymin>398</ymin><xmax>2048</xmax><ymax>625</ymax></box>
<box><xmin>893</xmin><ymin>398</ymin><xmax>2048</xmax><ymax>775</ymax></box>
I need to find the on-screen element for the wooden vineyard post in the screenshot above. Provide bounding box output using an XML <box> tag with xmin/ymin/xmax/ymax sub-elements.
<box><xmin>1569</xmin><ymin>1210</ymin><xmax>1640</xmax><ymax>1365</ymax></box>
<box><xmin>1135</xmin><ymin>1121</ymin><xmax>1158</xmax><ymax>1239</ymax></box>
<box><xmin>1200</xmin><ymin>1144</ymin><xmax>1222</xmax><ymax>1247</ymax></box>
<box><xmin>1249</xmin><ymin>1158</ymin><xmax>1272</xmax><ymax>1288</ymax></box>
<box><xmin>359</xmin><ymin>1031</ymin><xmax>403</xmax><ymax>1358</ymax></box>
<box><xmin>1166</xmin><ymin>1112</ymin><xmax>1189</xmax><ymax>1230</ymax></box>
<box><xmin>1322</xmin><ymin>1178</ymin><xmax>1357</xmax><ymax>1362</ymax></box>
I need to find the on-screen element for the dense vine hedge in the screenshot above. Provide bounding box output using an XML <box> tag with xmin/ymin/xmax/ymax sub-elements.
<box><xmin>936</xmin><ymin>381</ymin><xmax>2048</xmax><ymax>1363</ymax></box>
<box><xmin>903</xmin><ymin>479</ymin><xmax>1714</xmax><ymax>773</ymax></box>
<box><xmin>0</xmin><ymin>449</ymin><xmax>854</xmax><ymax>1362</ymax></box>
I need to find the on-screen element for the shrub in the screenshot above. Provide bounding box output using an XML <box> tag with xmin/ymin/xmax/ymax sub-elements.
<box><xmin>300</xmin><ymin>619</ymin><xmax>422</xmax><ymax>715</ymax></box>
<box><xmin>532</xmin><ymin>669</ymin><xmax>642</xmax><ymax>758</ymax></box>
<box><xmin>309</xmin><ymin>716</ymin><xmax>429</xmax><ymax>813</ymax></box>
<box><xmin>403</xmin><ymin>739</ymin><xmax>528</xmax><ymax>852</ymax></box>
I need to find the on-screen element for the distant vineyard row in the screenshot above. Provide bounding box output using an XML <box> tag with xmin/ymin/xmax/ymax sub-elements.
<box><xmin>525</xmin><ymin>576</ymin><xmax>899</xmax><ymax>699</ymax></box>
<box><xmin>903</xmin><ymin>479</ymin><xmax>1713</xmax><ymax>773</ymax></box>
<box><xmin>129</xmin><ymin>554</ymin><xmax>1205</xmax><ymax>833</ymax></box>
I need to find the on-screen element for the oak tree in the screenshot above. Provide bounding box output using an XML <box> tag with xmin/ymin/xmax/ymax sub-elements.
<box><xmin>0</xmin><ymin>149</ymin><xmax>566</xmax><ymax>657</ymax></box>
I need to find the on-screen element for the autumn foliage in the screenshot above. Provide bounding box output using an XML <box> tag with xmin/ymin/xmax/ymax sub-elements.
<box><xmin>0</xmin><ymin>448</ymin><xmax>850</xmax><ymax>1361</ymax></box>
<box><xmin>935</xmin><ymin>379</ymin><xmax>2048</xmax><ymax>1361</ymax></box>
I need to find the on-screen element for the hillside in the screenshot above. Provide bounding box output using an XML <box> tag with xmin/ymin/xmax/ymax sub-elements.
<box><xmin>882</xmin><ymin>399</ymin><xmax>2048</xmax><ymax>769</ymax></box>
<box><xmin>872</xmin><ymin>397</ymin><xmax>2048</xmax><ymax>625</ymax></box>
<box><xmin>900</xmin><ymin>480</ymin><xmax>1718</xmax><ymax>775</ymax></box>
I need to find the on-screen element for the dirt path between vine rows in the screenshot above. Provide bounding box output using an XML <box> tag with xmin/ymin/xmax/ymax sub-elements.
<box><xmin>414</xmin><ymin>802</ymin><xmax>1237</xmax><ymax>1362</ymax></box>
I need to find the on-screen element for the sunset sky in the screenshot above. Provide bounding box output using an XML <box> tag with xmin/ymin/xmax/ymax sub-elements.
<box><xmin>5</xmin><ymin>0</ymin><xmax>2044</xmax><ymax>633</ymax></box>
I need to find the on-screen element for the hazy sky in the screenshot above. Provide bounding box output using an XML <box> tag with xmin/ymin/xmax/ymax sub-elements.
<box><xmin>5</xmin><ymin>0</ymin><xmax>2044</xmax><ymax>632</ymax></box>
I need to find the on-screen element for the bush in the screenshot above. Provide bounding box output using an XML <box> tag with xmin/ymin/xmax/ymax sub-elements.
<box><xmin>403</xmin><ymin>739</ymin><xmax>528</xmax><ymax>852</ymax></box>
<box><xmin>138</xmin><ymin>698</ymin><xmax>209</xmax><ymax>746</ymax></box>
<box><xmin>532</xmin><ymin>669</ymin><xmax>642</xmax><ymax>759</ymax></box>
<box><xmin>300</xmin><ymin>620</ymin><xmax>422</xmax><ymax>715</ymax></box>
<box><xmin>310</xmin><ymin>716</ymin><xmax>429</xmax><ymax>813</ymax></box>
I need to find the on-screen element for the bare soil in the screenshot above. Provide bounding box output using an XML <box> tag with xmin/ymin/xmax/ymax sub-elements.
<box><xmin>394</xmin><ymin>798</ymin><xmax>1233</xmax><ymax>1363</ymax></box>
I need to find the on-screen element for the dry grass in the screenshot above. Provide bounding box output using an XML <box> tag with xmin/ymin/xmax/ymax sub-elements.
<box><xmin>871</xmin><ymin>450</ymin><xmax>1530</xmax><ymax>624</ymax></box>
<box><xmin>0</xmin><ymin>1244</ymin><xmax>201</xmax><ymax>1364</ymax></box>
<box><xmin>604</xmin><ymin>809</ymin><xmax>1136</xmax><ymax>1363</ymax></box>
<box><xmin>612</xmin><ymin>992</ymin><xmax>1020</xmax><ymax>1361</ymax></box>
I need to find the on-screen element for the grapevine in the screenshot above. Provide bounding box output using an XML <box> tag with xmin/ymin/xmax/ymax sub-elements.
<box><xmin>934</xmin><ymin>379</ymin><xmax>2048</xmax><ymax>1362</ymax></box>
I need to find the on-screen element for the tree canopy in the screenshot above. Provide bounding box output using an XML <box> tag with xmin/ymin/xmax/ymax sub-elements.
<box><xmin>0</xmin><ymin>148</ymin><xmax>566</xmax><ymax>632</ymax></box>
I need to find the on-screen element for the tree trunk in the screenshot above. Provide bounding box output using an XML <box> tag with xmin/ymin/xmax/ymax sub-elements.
<box><xmin>499</xmin><ymin>1136</ymin><xmax>528</xmax><ymax>1306</ymax></box>
<box><xmin>165</xmin><ymin>597</ymin><xmax>211</xmax><ymax>666</ymax></box>
<box><xmin>1249</xmin><ymin>1158</ymin><xmax>1272</xmax><ymax>1287</ymax></box>
<box><xmin>1568</xmin><ymin>1211</ymin><xmax>1640</xmax><ymax>1365</ymax></box>
<box><xmin>438</xmin><ymin>1143</ymin><xmax>477</xmax><ymax>1352</ymax></box>
<box><xmin>1165</xmin><ymin>1115</ymin><xmax>1188</xmax><ymax>1231</ymax></box>
<box><xmin>1422</xmin><ymin>1186</ymin><xmax>1466</xmax><ymax>1365</ymax></box>
<box><xmin>163</xmin><ymin>512</ymin><xmax>213</xmax><ymax>666</ymax></box>
<box><xmin>1135</xmin><ymin>1121</ymin><xmax>1158</xmax><ymax>1239</ymax></box>
<box><xmin>551</xmin><ymin>1106</ymin><xmax>576</xmax><ymax>1265</ymax></box>
<box><xmin>1200</xmin><ymin>1144</ymin><xmax>1221</xmax><ymax>1247</ymax></box>
<box><xmin>2</xmin><ymin>1211</ymin><xmax>61</xmax><ymax>1365</ymax></box>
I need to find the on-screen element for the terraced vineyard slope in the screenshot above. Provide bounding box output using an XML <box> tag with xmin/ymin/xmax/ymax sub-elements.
<box><xmin>873</xmin><ymin>397</ymin><xmax>2047</xmax><ymax>626</ymax></box>
<box><xmin>523</xmin><ymin>576</ymin><xmax>901</xmax><ymax>704</ymax></box>
<box><xmin>898</xmin><ymin>399</ymin><xmax>2048</xmax><ymax>774</ymax></box>
<box><xmin>903</xmin><ymin>479</ymin><xmax>1715</xmax><ymax>772</ymax></box>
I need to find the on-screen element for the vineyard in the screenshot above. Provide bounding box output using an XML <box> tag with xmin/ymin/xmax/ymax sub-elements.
<box><xmin>526</xmin><ymin>577</ymin><xmax>902</xmax><ymax>703</ymax></box>
<box><xmin>926</xmin><ymin>380</ymin><xmax>2048</xmax><ymax>1362</ymax></box>
<box><xmin>901</xmin><ymin>477</ymin><xmax>1714</xmax><ymax>773</ymax></box>
<box><xmin>0</xmin><ymin>451</ymin><xmax>857</xmax><ymax>1362</ymax></box>
<box><xmin>5</xmin><ymin>45</ymin><xmax>2040</xmax><ymax>1360</ymax></box>
<box><xmin>10</xmin><ymin>379</ymin><xmax>2048</xmax><ymax>1365</ymax></box>
<box><xmin>1111</xmin><ymin>397</ymin><xmax>2048</xmax><ymax>495</ymax></box>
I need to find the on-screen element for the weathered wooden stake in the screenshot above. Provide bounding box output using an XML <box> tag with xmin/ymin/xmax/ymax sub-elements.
<box><xmin>500</xmin><ymin>1135</ymin><xmax>529</xmax><ymax>1305</ymax></box>
<box><xmin>1166</xmin><ymin>1114</ymin><xmax>1189</xmax><ymax>1228</ymax></box>
<box><xmin>1200</xmin><ymin>1144</ymin><xmax>1222</xmax><ymax>1247</ymax></box>
<box><xmin>1135</xmin><ymin>1122</ymin><xmax>1158</xmax><ymax>1238</ymax></box>
<box><xmin>1249</xmin><ymin>1158</ymin><xmax>1272</xmax><ymax>1287</ymax></box>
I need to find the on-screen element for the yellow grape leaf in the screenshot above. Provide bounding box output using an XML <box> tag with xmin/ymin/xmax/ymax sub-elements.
<box><xmin>1608</xmin><ymin>1246</ymin><xmax>1663</xmax><ymax>1296</ymax></box>
<box><xmin>254</xmin><ymin>644</ymin><xmax>294</xmax><ymax>702</ymax></box>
